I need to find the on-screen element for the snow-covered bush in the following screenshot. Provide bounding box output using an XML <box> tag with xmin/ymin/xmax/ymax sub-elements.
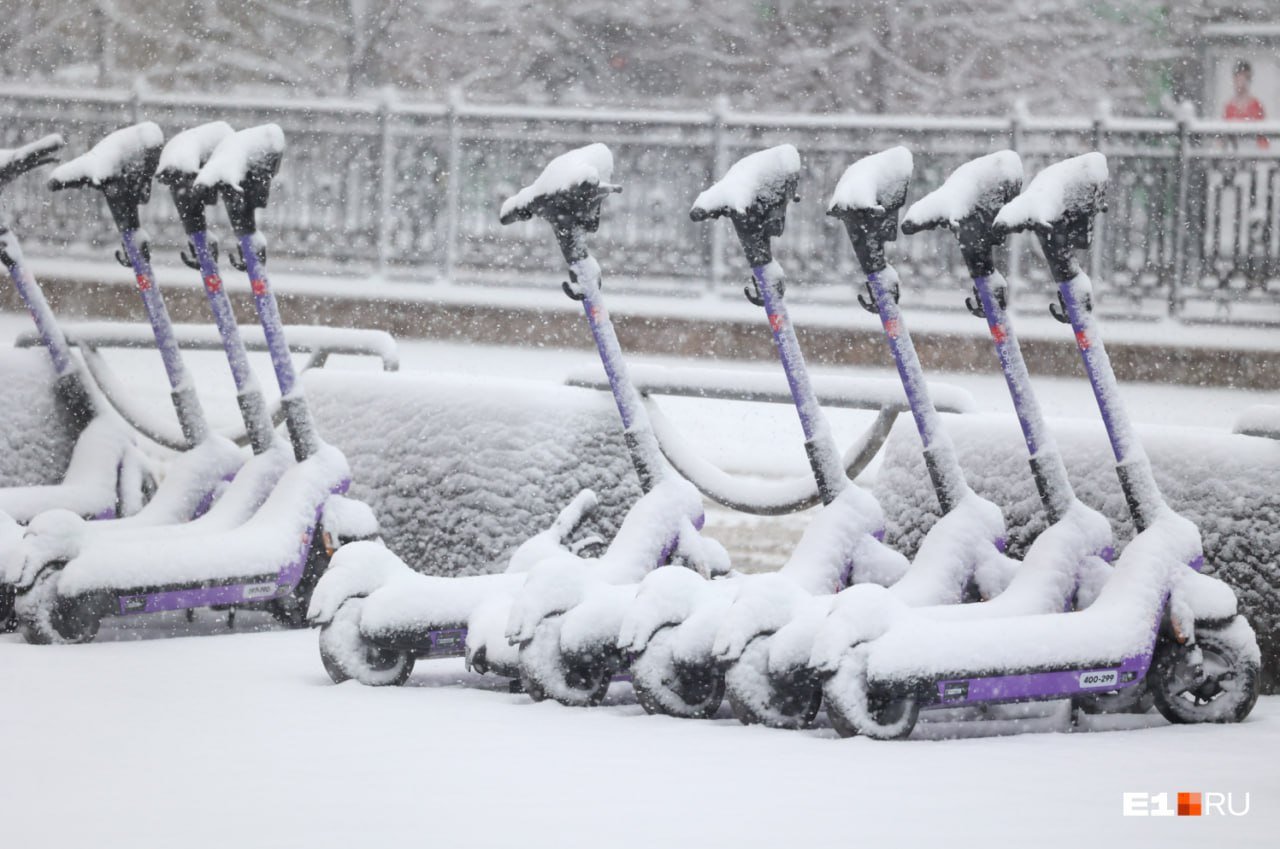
<box><xmin>0</xmin><ymin>350</ymin><xmax>74</xmax><ymax>487</ymax></box>
<box><xmin>874</xmin><ymin>413</ymin><xmax>1280</xmax><ymax>690</ymax></box>
<box><xmin>305</xmin><ymin>369</ymin><xmax>639</xmax><ymax>577</ymax></box>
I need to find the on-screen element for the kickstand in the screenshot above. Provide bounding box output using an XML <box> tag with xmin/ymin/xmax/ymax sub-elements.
<box><xmin>184</xmin><ymin>608</ymin><xmax>195</xmax><ymax>623</ymax></box>
<box><xmin>227</xmin><ymin>608</ymin><xmax>236</xmax><ymax>630</ymax></box>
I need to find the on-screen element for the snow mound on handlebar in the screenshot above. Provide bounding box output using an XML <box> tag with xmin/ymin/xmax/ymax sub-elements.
<box><xmin>0</xmin><ymin>134</ymin><xmax>64</xmax><ymax>179</ymax></box>
<box><xmin>49</xmin><ymin>123</ymin><xmax>162</xmax><ymax>186</ymax></box>
<box><xmin>691</xmin><ymin>144</ymin><xmax>799</xmax><ymax>217</ymax></box>
<box><xmin>194</xmin><ymin>124</ymin><xmax>285</xmax><ymax>191</ymax></box>
<box><xmin>827</xmin><ymin>146</ymin><xmax>912</xmax><ymax>213</ymax></box>
<box><xmin>499</xmin><ymin>143</ymin><xmax>613</xmax><ymax>222</ymax></box>
<box><xmin>903</xmin><ymin>150</ymin><xmax>1023</xmax><ymax>229</ymax></box>
<box><xmin>994</xmin><ymin>152</ymin><xmax>1107</xmax><ymax>232</ymax></box>
<box><xmin>157</xmin><ymin>122</ymin><xmax>235</xmax><ymax>179</ymax></box>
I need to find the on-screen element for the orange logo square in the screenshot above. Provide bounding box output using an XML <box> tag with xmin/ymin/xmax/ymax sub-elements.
<box><xmin>1177</xmin><ymin>792</ymin><xmax>1201</xmax><ymax>817</ymax></box>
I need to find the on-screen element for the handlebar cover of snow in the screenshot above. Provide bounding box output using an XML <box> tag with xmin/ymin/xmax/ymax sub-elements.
<box><xmin>195</xmin><ymin>125</ymin><xmax>285</xmax><ymax>238</ymax></box>
<box><xmin>48</xmin><ymin>123</ymin><xmax>164</xmax><ymax>233</ymax></box>
<box><xmin>156</xmin><ymin>122</ymin><xmax>236</xmax><ymax>235</ymax></box>
<box><xmin>826</xmin><ymin>147</ymin><xmax>914</xmax><ymax>276</ymax></box>
<box><xmin>0</xmin><ymin>134</ymin><xmax>65</xmax><ymax>193</ymax></box>
<box><xmin>691</xmin><ymin>144</ymin><xmax>800</xmax><ymax>267</ymax></box>
<box><xmin>992</xmin><ymin>152</ymin><xmax>1108</xmax><ymax>281</ymax></box>
<box><xmin>901</xmin><ymin>150</ymin><xmax>1024</xmax><ymax>279</ymax></box>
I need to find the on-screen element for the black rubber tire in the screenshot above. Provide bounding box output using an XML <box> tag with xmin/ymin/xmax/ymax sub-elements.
<box><xmin>16</xmin><ymin>568</ymin><xmax>102</xmax><ymax>645</ymax></box>
<box><xmin>724</xmin><ymin>637</ymin><xmax>822</xmax><ymax>729</ymax></box>
<box><xmin>1150</xmin><ymin>625</ymin><xmax>1260</xmax><ymax>725</ymax></box>
<box><xmin>823</xmin><ymin>650</ymin><xmax>919</xmax><ymax>740</ymax></box>
<box><xmin>517</xmin><ymin>617</ymin><xmax>612</xmax><ymax>707</ymax></box>
<box><xmin>0</xmin><ymin>586</ymin><xmax>15</xmax><ymax>634</ymax></box>
<box><xmin>318</xmin><ymin>598</ymin><xmax>414</xmax><ymax>686</ymax></box>
<box><xmin>631</xmin><ymin>627</ymin><xmax>725</xmax><ymax>719</ymax></box>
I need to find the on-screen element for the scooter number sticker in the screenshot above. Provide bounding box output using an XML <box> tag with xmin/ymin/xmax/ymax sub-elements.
<box><xmin>1078</xmin><ymin>669</ymin><xmax>1119</xmax><ymax>689</ymax></box>
<box><xmin>242</xmin><ymin>583</ymin><xmax>277</xmax><ymax>600</ymax></box>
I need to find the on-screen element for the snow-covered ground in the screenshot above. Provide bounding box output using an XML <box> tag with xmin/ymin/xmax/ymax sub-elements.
<box><xmin>1</xmin><ymin>311</ymin><xmax>1277</xmax><ymax>847</ymax></box>
<box><xmin>1</xmin><ymin>624</ymin><xmax>1276</xmax><ymax>849</ymax></box>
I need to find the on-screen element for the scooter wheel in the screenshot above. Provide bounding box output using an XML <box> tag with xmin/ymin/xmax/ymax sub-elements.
<box><xmin>823</xmin><ymin>648</ymin><xmax>918</xmax><ymax>740</ymax></box>
<box><xmin>631</xmin><ymin>626</ymin><xmax>724</xmax><ymax>719</ymax></box>
<box><xmin>724</xmin><ymin>636</ymin><xmax>821</xmax><ymax>729</ymax></box>
<box><xmin>517</xmin><ymin>617</ymin><xmax>611</xmax><ymax>707</ymax></box>
<box><xmin>16</xmin><ymin>568</ymin><xmax>101</xmax><ymax>645</ymax></box>
<box><xmin>1150</xmin><ymin>623</ymin><xmax>1259</xmax><ymax>725</ymax></box>
<box><xmin>0</xmin><ymin>586</ymin><xmax>15</xmax><ymax>634</ymax></box>
<box><xmin>318</xmin><ymin>598</ymin><xmax>414</xmax><ymax>686</ymax></box>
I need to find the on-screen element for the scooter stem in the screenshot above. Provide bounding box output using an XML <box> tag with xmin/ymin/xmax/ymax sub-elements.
<box><xmin>0</xmin><ymin>228</ymin><xmax>95</xmax><ymax>436</ymax></box>
<box><xmin>557</xmin><ymin>228</ymin><xmax>662</xmax><ymax>493</ymax></box>
<box><xmin>1055</xmin><ymin>272</ymin><xmax>1162</xmax><ymax>531</ymax></box>
<box><xmin>970</xmin><ymin>272</ymin><xmax>1074</xmax><ymax>523</ymax></box>
<box><xmin>236</xmin><ymin>237</ymin><xmax>320</xmax><ymax>462</ymax></box>
<box><xmin>750</xmin><ymin>261</ymin><xmax>846</xmax><ymax>506</ymax></box>
<box><xmin>119</xmin><ymin>229</ymin><xmax>210</xmax><ymax>448</ymax></box>
<box><xmin>863</xmin><ymin>264</ymin><xmax>968</xmax><ymax>514</ymax></box>
<box><xmin>187</xmin><ymin>230</ymin><xmax>274</xmax><ymax>455</ymax></box>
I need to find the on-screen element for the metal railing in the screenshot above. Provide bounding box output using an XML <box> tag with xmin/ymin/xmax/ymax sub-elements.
<box><xmin>1</xmin><ymin>85</ymin><xmax>1277</xmax><ymax>321</ymax></box>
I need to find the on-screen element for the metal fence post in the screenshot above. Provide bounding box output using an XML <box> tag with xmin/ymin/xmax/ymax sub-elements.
<box><xmin>375</xmin><ymin>88</ymin><xmax>395</xmax><ymax>277</ymax></box>
<box><xmin>1007</xmin><ymin>103</ymin><xmax>1024</xmax><ymax>294</ymax></box>
<box><xmin>1090</xmin><ymin>103</ymin><xmax>1107</xmax><ymax>296</ymax></box>
<box><xmin>1170</xmin><ymin>114</ymin><xmax>1192</xmax><ymax>318</ymax></box>
<box><xmin>130</xmin><ymin>77</ymin><xmax>144</xmax><ymax>123</ymax></box>
<box><xmin>710</xmin><ymin>95</ymin><xmax>730</xmax><ymax>296</ymax></box>
<box><xmin>443</xmin><ymin>88</ymin><xmax>464</xmax><ymax>284</ymax></box>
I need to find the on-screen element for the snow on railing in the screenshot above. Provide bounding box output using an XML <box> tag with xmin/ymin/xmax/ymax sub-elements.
<box><xmin>0</xmin><ymin>84</ymin><xmax>1277</xmax><ymax>322</ymax></box>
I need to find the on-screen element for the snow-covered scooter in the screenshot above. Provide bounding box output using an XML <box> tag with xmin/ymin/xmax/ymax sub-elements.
<box><xmin>308</xmin><ymin>143</ymin><xmax>728</xmax><ymax>697</ymax></box>
<box><xmin>815</xmin><ymin>152</ymin><xmax>1259</xmax><ymax>738</ymax></box>
<box><xmin>6</xmin><ymin>123</ymin><xmax>293</xmax><ymax>622</ymax></box>
<box><xmin>619</xmin><ymin>145</ymin><xmax>1011</xmax><ymax>729</ymax></box>
<box><xmin>14</xmin><ymin>123</ymin><xmax>374</xmax><ymax>643</ymax></box>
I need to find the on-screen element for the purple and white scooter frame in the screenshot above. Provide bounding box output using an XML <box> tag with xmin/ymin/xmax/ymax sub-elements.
<box><xmin>26</xmin><ymin>124</ymin><xmax>348</xmax><ymax>630</ymax></box>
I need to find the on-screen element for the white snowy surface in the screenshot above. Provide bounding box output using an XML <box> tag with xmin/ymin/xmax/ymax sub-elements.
<box><xmin>828</xmin><ymin>145</ymin><xmax>913</xmax><ymax>212</ymax></box>
<box><xmin>0</xmin><ymin>629</ymin><xmax>1275</xmax><ymax>849</ymax></box>
<box><xmin>194</xmin><ymin>124</ymin><xmax>285</xmax><ymax>191</ymax></box>
<box><xmin>692</xmin><ymin>144</ymin><xmax>800</xmax><ymax>216</ymax></box>
<box><xmin>156</xmin><ymin>121</ymin><xmax>235</xmax><ymax>179</ymax></box>
<box><xmin>48</xmin><ymin>122</ymin><xmax>163</xmax><ymax>186</ymax></box>
<box><xmin>995</xmin><ymin>151</ymin><xmax>1109</xmax><ymax>232</ymax></box>
<box><xmin>499</xmin><ymin>142</ymin><xmax>613</xmax><ymax>222</ymax></box>
<box><xmin>904</xmin><ymin>150</ymin><xmax>1024</xmax><ymax>229</ymax></box>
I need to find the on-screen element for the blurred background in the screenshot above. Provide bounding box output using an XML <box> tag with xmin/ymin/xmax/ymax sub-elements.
<box><xmin>0</xmin><ymin>1</ymin><xmax>1277</xmax><ymax>326</ymax></box>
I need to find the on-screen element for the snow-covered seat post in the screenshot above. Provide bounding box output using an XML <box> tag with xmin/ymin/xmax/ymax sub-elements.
<box><xmin>900</xmin><ymin>150</ymin><xmax>1079</xmax><ymax>527</ymax></box>
<box><xmin>195</xmin><ymin>125</ymin><xmax>321</xmax><ymax>464</ymax></box>
<box><xmin>689</xmin><ymin>145</ymin><xmax>847</xmax><ymax>506</ymax></box>
<box><xmin>496</xmin><ymin>144</ymin><xmax>664</xmax><ymax>488</ymax></box>
<box><xmin>828</xmin><ymin>147</ymin><xmax>974</xmax><ymax>519</ymax></box>
<box><xmin>156</xmin><ymin>122</ymin><xmax>276</xmax><ymax>457</ymax></box>
<box><xmin>991</xmin><ymin>154</ymin><xmax>1161</xmax><ymax>532</ymax></box>
<box><xmin>48</xmin><ymin>124</ymin><xmax>211</xmax><ymax>450</ymax></box>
